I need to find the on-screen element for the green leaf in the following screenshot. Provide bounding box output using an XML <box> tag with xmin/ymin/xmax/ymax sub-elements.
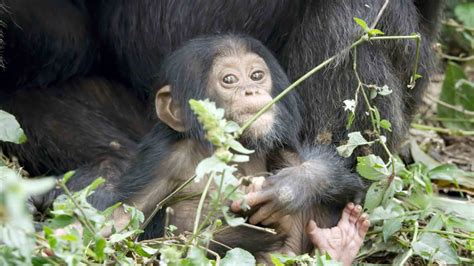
<box><xmin>134</xmin><ymin>245</ymin><xmax>158</xmax><ymax>257</ymax></box>
<box><xmin>0</xmin><ymin>110</ymin><xmax>27</xmax><ymax>144</ymax></box>
<box><xmin>228</xmin><ymin>139</ymin><xmax>254</xmax><ymax>154</ymax></box>
<box><xmin>437</xmin><ymin>62</ymin><xmax>474</xmax><ymax>130</ymax></box>
<box><xmin>270</xmin><ymin>255</ymin><xmax>285</xmax><ymax>266</ymax></box>
<box><xmin>345</xmin><ymin>111</ymin><xmax>356</xmax><ymax>129</ymax></box>
<box><xmin>336</xmin><ymin>132</ymin><xmax>371</xmax><ymax>158</ymax></box>
<box><xmin>62</xmin><ymin>171</ymin><xmax>75</xmax><ymax>184</ymax></box>
<box><xmin>428</xmin><ymin>164</ymin><xmax>465</xmax><ymax>183</ymax></box>
<box><xmin>231</xmin><ymin>154</ymin><xmax>249</xmax><ymax>163</ymax></box>
<box><xmin>84</xmin><ymin>177</ymin><xmax>106</xmax><ymax>194</ymax></box>
<box><xmin>353</xmin><ymin>17</ymin><xmax>369</xmax><ymax>31</ymax></box>
<box><xmin>364</xmin><ymin>181</ymin><xmax>386</xmax><ymax>212</ymax></box>
<box><xmin>94</xmin><ymin>237</ymin><xmax>107</xmax><ymax>262</ymax></box>
<box><xmin>221</xmin><ymin>248</ymin><xmax>256</xmax><ymax>266</ymax></box>
<box><xmin>368</xmin><ymin>28</ymin><xmax>385</xmax><ymax>36</ymax></box>
<box><xmin>101</xmin><ymin>202</ymin><xmax>122</xmax><ymax>218</ymax></box>
<box><xmin>412</xmin><ymin>233</ymin><xmax>459</xmax><ymax>264</ymax></box>
<box><xmin>454</xmin><ymin>3</ymin><xmax>474</xmax><ymax>27</ymax></box>
<box><xmin>22</xmin><ymin>177</ymin><xmax>56</xmax><ymax>196</ymax></box>
<box><xmin>380</xmin><ymin>119</ymin><xmax>392</xmax><ymax>131</ymax></box>
<box><xmin>373</xmin><ymin>106</ymin><xmax>381</xmax><ymax>124</ymax></box>
<box><xmin>222</xmin><ymin>206</ymin><xmax>246</xmax><ymax>227</ymax></box>
<box><xmin>45</xmin><ymin>214</ymin><xmax>75</xmax><ymax>229</ymax></box>
<box><xmin>431</xmin><ymin>196</ymin><xmax>474</xmax><ymax>220</ymax></box>
<box><xmin>409</xmin><ymin>140</ymin><xmax>440</xmax><ymax>170</ymax></box>
<box><xmin>224</xmin><ymin>121</ymin><xmax>240</xmax><ymax>133</ymax></box>
<box><xmin>108</xmin><ymin>230</ymin><xmax>136</xmax><ymax>243</ymax></box>
<box><xmin>195</xmin><ymin>156</ymin><xmax>221</xmax><ymax>181</ymax></box>
<box><xmin>356</xmin><ymin>154</ymin><xmax>390</xmax><ymax>181</ymax></box>
<box><xmin>382</xmin><ymin>218</ymin><xmax>403</xmax><ymax>242</ymax></box>
<box><xmin>186</xmin><ymin>246</ymin><xmax>211</xmax><ymax>266</ymax></box>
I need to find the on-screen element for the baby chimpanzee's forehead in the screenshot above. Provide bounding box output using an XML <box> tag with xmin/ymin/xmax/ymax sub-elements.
<box><xmin>212</xmin><ymin>52</ymin><xmax>267</xmax><ymax>70</ymax></box>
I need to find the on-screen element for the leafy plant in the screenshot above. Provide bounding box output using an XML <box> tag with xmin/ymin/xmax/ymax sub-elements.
<box><xmin>2</xmin><ymin>5</ymin><xmax>473</xmax><ymax>265</ymax></box>
<box><xmin>437</xmin><ymin>62</ymin><xmax>474</xmax><ymax>131</ymax></box>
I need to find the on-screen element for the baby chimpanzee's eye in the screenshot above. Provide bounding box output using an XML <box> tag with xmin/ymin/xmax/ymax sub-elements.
<box><xmin>250</xmin><ymin>70</ymin><xmax>264</xmax><ymax>81</ymax></box>
<box><xmin>223</xmin><ymin>74</ymin><xmax>238</xmax><ymax>84</ymax></box>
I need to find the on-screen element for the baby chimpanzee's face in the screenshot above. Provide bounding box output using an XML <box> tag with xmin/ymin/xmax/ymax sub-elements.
<box><xmin>208</xmin><ymin>52</ymin><xmax>275</xmax><ymax>138</ymax></box>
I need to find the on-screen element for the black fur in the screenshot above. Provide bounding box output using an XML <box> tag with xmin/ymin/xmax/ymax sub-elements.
<box><xmin>0</xmin><ymin>0</ymin><xmax>441</xmax><ymax>242</ymax></box>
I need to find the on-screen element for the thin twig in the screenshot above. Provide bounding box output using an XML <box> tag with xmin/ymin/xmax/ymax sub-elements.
<box><xmin>370</xmin><ymin>0</ymin><xmax>390</xmax><ymax>29</ymax></box>
<box><xmin>57</xmin><ymin>181</ymin><xmax>96</xmax><ymax>234</ymax></box>
<box><xmin>238</xmin><ymin>223</ymin><xmax>277</xmax><ymax>235</ymax></box>
<box><xmin>442</xmin><ymin>19</ymin><xmax>474</xmax><ymax>32</ymax></box>
<box><xmin>425</xmin><ymin>94</ymin><xmax>474</xmax><ymax>116</ymax></box>
<box><xmin>192</xmin><ymin>173</ymin><xmax>214</xmax><ymax>242</ymax></box>
<box><xmin>237</xmin><ymin>37</ymin><xmax>366</xmax><ymax>136</ymax></box>
<box><xmin>439</xmin><ymin>53</ymin><xmax>474</xmax><ymax>62</ymax></box>
<box><xmin>141</xmin><ymin>174</ymin><xmax>196</xmax><ymax>230</ymax></box>
<box><xmin>411</xmin><ymin>123</ymin><xmax>474</xmax><ymax>136</ymax></box>
<box><xmin>209</xmin><ymin>239</ymin><xmax>232</xmax><ymax>251</ymax></box>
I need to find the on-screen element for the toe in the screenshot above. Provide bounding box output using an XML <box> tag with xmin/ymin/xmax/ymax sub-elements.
<box><xmin>306</xmin><ymin>220</ymin><xmax>321</xmax><ymax>243</ymax></box>
<box><xmin>357</xmin><ymin>214</ymin><xmax>370</xmax><ymax>238</ymax></box>
<box><xmin>339</xmin><ymin>202</ymin><xmax>354</xmax><ymax>225</ymax></box>
<box><xmin>349</xmin><ymin>205</ymin><xmax>362</xmax><ymax>224</ymax></box>
<box><xmin>307</xmin><ymin>219</ymin><xmax>318</xmax><ymax>233</ymax></box>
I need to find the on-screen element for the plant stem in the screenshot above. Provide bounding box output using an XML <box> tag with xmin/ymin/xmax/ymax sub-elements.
<box><xmin>370</xmin><ymin>35</ymin><xmax>421</xmax><ymax>41</ymax></box>
<box><xmin>426</xmin><ymin>117</ymin><xmax>474</xmax><ymax>123</ymax></box>
<box><xmin>370</xmin><ymin>34</ymin><xmax>422</xmax><ymax>89</ymax></box>
<box><xmin>196</xmin><ymin>171</ymin><xmax>226</xmax><ymax>234</ymax></box>
<box><xmin>425</xmin><ymin>94</ymin><xmax>474</xmax><ymax>116</ymax></box>
<box><xmin>410</xmin><ymin>34</ymin><xmax>421</xmax><ymax>87</ymax></box>
<box><xmin>370</xmin><ymin>0</ymin><xmax>390</xmax><ymax>29</ymax></box>
<box><xmin>57</xmin><ymin>180</ymin><xmax>96</xmax><ymax>234</ymax></box>
<box><xmin>141</xmin><ymin>174</ymin><xmax>196</xmax><ymax>230</ymax></box>
<box><xmin>238</xmin><ymin>37</ymin><xmax>366</xmax><ymax>136</ymax></box>
<box><xmin>238</xmin><ymin>33</ymin><xmax>421</xmax><ymax>136</ymax></box>
<box><xmin>192</xmin><ymin>173</ymin><xmax>214</xmax><ymax>243</ymax></box>
<box><xmin>439</xmin><ymin>53</ymin><xmax>474</xmax><ymax>62</ymax></box>
<box><xmin>399</xmin><ymin>220</ymin><xmax>419</xmax><ymax>265</ymax></box>
<box><xmin>411</xmin><ymin>123</ymin><xmax>474</xmax><ymax>136</ymax></box>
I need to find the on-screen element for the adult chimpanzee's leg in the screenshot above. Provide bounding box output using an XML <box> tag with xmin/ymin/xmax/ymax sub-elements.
<box><xmin>1</xmin><ymin>78</ymin><xmax>152</xmax><ymax>211</ymax></box>
<box><xmin>282</xmin><ymin>0</ymin><xmax>440</xmax><ymax>152</ymax></box>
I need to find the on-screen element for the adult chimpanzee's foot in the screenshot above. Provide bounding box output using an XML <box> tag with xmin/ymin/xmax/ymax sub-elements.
<box><xmin>306</xmin><ymin>203</ymin><xmax>370</xmax><ymax>266</ymax></box>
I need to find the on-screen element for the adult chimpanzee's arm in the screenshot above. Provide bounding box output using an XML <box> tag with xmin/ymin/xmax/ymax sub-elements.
<box><xmin>0</xmin><ymin>0</ymin><xmax>95</xmax><ymax>89</ymax></box>
<box><xmin>232</xmin><ymin>145</ymin><xmax>365</xmax><ymax>227</ymax></box>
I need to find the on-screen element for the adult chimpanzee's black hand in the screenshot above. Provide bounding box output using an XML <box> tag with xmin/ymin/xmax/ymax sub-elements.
<box><xmin>232</xmin><ymin>163</ymin><xmax>314</xmax><ymax>225</ymax></box>
<box><xmin>232</xmin><ymin>146</ymin><xmax>366</xmax><ymax>226</ymax></box>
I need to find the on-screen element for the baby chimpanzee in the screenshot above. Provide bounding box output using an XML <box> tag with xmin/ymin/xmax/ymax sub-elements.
<box><xmin>106</xmin><ymin>35</ymin><xmax>367</xmax><ymax>262</ymax></box>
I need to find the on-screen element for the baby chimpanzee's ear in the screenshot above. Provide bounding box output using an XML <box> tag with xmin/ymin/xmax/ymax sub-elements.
<box><xmin>155</xmin><ymin>85</ymin><xmax>186</xmax><ymax>132</ymax></box>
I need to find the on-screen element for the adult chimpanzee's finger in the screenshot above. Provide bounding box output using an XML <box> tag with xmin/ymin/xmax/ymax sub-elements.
<box><xmin>249</xmin><ymin>202</ymin><xmax>276</xmax><ymax>225</ymax></box>
<box><xmin>231</xmin><ymin>190</ymin><xmax>271</xmax><ymax>212</ymax></box>
<box><xmin>251</xmin><ymin>176</ymin><xmax>265</xmax><ymax>192</ymax></box>
<box><xmin>261</xmin><ymin>210</ymin><xmax>286</xmax><ymax>226</ymax></box>
<box><xmin>246</xmin><ymin>191</ymin><xmax>272</xmax><ymax>207</ymax></box>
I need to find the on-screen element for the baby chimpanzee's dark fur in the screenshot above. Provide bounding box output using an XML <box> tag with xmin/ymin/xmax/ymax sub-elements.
<box><xmin>105</xmin><ymin>35</ymin><xmax>364</xmax><ymax>257</ymax></box>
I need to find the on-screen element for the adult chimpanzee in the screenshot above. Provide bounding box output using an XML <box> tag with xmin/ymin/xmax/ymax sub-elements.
<box><xmin>101</xmin><ymin>35</ymin><xmax>365</xmax><ymax>258</ymax></box>
<box><xmin>0</xmin><ymin>0</ymin><xmax>440</xmax><ymax>242</ymax></box>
